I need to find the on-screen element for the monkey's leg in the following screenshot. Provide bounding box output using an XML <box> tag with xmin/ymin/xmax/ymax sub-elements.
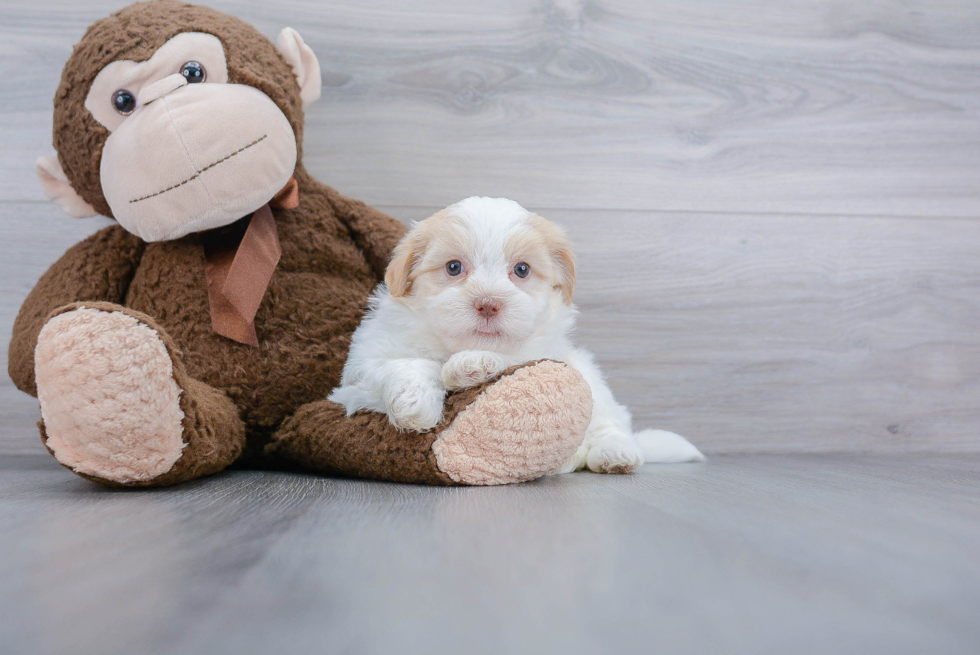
<box><xmin>34</xmin><ymin>302</ymin><xmax>246</xmax><ymax>487</ymax></box>
<box><xmin>267</xmin><ymin>360</ymin><xmax>593</xmax><ymax>485</ymax></box>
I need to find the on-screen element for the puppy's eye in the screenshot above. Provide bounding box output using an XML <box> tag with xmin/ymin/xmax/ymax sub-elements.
<box><xmin>446</xmin><ymin>260</ymin><xmax>464</xmax><ymax>276</ymax></box>
<box><xmin>112</xmin><ymin>89</ymin><xmax>137</xmax><ymax>115</ymax></box>
<box><xmin>513</xmin><ymin>262</ymin><xmax>531</xmax><ymax>279</ymax></box>
<box><xmin>180</xmin><ymin>61</ymin><xmax>206</xmax><ymax>83</ymax></box>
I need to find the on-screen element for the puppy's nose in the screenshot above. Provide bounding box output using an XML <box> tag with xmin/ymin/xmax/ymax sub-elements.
<box><xmin>475</xmin><ymin>297</ymin><xmax>502</xmax><ymax>318</ymax></box>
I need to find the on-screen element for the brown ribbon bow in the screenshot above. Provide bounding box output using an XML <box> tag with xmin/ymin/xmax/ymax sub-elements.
<box><xmin>203</xmin><ymin>177</ymin><xmax>299</xmax><ymax>346</ymax></box>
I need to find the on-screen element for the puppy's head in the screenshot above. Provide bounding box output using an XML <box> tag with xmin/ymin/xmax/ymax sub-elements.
<box><xmin>386</xmin><ymin>197</ymin><xmax>576</xmax><ymax>351</ymax></box>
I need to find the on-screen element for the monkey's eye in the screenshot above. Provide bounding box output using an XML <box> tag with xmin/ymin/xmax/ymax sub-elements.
<box><xmin>180</xmin><ymin>61</ymin><xmax>206</xmax><ymax>83</ymax></box>
<box><xmin>513</xmin><ymin>262</ymin><xmax>531</xmax><ymax>279</ymax></box>
<box><xmin>446</xmin><ymin>260</ymin><xmax>464</xmax><ymax>276</ymax></box>
<box><xmin>112</xmin><ymin>89</ymin><xmax>137</xmax><ymax>115</ymax></box>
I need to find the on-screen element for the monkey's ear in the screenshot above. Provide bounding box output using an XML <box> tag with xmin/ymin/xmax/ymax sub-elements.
<box><xmin>277</xmin><ymin>28</ymin><xmax>322</xmax><ymax>109</ymax></box>
<box><xmin>36</xmin><ymin>155</ymin><xmax>97</xmax><ymax>218</ymax></box>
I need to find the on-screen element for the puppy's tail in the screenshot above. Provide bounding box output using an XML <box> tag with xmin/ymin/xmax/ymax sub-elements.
<box><xmin>635</xmin><ymin>429</ymin><xmax>706</xmax><ymax>464</ymax></box>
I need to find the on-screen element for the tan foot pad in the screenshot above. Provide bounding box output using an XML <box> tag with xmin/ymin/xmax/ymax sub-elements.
<box><xmin>35</xmin><ymin>307</ymin><xmax>186</xmax><ymax>483</ymax></box>
<box><xmin>432</xmin><ymin>360</ymin><xmax>593</xmax><ymax>485</ymax></box>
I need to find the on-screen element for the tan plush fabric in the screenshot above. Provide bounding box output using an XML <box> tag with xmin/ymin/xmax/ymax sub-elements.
<box><xmin>276</xmin><ymin>28</ymin><xmax>321</xmax><ymax>108</ymax></box>
<box><xmin>432</xmin><ymin>361</ymin><xmax>593</xmax><ymax>485</ymax></box>
<box><xmin>101</xmin><ymin>83</ymin><xmax>298</xmax><ymax>241</ymax></box>
<box><xmin>36</xmin><ymin>307</ymin><xmax>187</xmax><ymax>482</ymax></box>
<box><xmin>35</xmin><ymin>155</ymin><xmax>98</xmax><ymax>218</ymax></box>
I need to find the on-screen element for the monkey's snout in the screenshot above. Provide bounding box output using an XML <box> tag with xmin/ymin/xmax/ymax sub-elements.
<box><xmin>138</xmin><ymin>74</ymin><xmax>189</xmax><ymax>107</ymax></box>
<box><xmin>100</xmin><ymin>83</ymin><xmax>298</xmax><ymax>242</ymax></box>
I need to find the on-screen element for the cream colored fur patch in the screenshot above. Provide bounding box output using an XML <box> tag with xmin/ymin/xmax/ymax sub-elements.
<box><xmin>432</xmin><ymin>361</ymin><xmax>592</xmax><ymax>485</ymax></box>
<box><xmin>35</xmin><ymin>308</ymin><xmax>186</xmax><ymax>483</ymax></box>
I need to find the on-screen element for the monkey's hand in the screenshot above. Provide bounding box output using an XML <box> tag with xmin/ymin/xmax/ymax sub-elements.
<box><xmin>8</xmin><ymin>225</ymin><xmax>144</xmax><ymax>396</ymax></box>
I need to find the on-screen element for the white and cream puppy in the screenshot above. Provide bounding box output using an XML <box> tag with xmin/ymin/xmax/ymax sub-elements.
<box><xmin>329</xmin><ymin>197</ymin><xmax>704</xmax><ymax>473</ymax></box>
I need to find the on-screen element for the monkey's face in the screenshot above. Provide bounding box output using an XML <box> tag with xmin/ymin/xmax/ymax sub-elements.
<box><xmin>82</xmin><ymin>33</ymin><xmax>295</xmax><ymax>241</ymax></box>
<box><xmin>37</xmin><ymin>4</ymin><xmax>322</xmax><ymax>243</ymax></box>
<box><xmin>88</xmin><ymin>33</ymin><xmax>297</xmax><ymax>241</ymax></box>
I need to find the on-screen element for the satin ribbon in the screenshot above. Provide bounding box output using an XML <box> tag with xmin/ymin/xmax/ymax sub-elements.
<box><xmin>203</xmin><ymin>177</ymin><xmax>299</xmax><ymax>346</ymax></box>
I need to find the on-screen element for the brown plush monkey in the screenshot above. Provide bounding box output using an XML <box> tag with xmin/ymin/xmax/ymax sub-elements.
<box><xmin>8</xmin><ymin>1</ymin><xmax>592</xmax><ymax>487</ymax></box>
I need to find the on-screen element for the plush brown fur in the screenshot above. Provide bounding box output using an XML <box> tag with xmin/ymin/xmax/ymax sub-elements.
<box><xmin>9</xmin><ymin>227</ymin><xmax>145</xmax><ymax>396</ymax></box>
<box><xmin>9</xmin><ymin>1</ymin><xmax>589</xmax><ymax>487</ymax></box>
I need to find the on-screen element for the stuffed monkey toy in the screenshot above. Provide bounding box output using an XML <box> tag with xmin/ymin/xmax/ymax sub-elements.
<box><xmin>8</xmin><ymin>0</ymin><xmax>593</xmax><ymax>487</ymax></box>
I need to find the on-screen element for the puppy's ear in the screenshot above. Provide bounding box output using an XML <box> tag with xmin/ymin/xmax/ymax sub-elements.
<box><xmin>530</xmin><ymin>214</ymin><xmax>576</xmax><ymax>304</ymax></box>
<box><xmin>554</xmin><ymin>240</ymin><xmax>577</xmax><ymax>305</ymax></box>
<box><xmin>385</xmin><ymin>220</ymin><xmax>431</xmax><ymax>297</ymax></box>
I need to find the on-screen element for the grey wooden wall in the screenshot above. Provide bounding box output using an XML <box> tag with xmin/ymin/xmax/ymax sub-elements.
<box><xmin>1</xmin><ymin>0</ymin><xmax>978</xmax><ymax>455</ymax></box>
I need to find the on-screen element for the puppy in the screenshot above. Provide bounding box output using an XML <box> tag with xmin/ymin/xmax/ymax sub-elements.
<box><xmin>329</xmin><ymin>197</ymin><xmax>704</xmax><ymax>473</ymax></box>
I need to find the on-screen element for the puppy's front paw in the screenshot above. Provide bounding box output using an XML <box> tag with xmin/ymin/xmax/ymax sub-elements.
<box><xmin>442</xmin><ymin>350</ymin><xmax>507</xmax><ymax>391</ymax></box>
<box><xmin>384</xmin><ymin>381</ymin><xmax>446</xmax><ymax>432</ymax></box>
<box><xmin>586</xmin><ymin>434</ymin><xmax>644</xmax><ymax>474</ymax></box>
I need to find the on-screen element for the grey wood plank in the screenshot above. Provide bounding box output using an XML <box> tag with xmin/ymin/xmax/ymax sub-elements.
<box><xmin>560</xmin><ymin>209</ymin><xmax>980</xmax><ymax>454</ymax></box>
<box><xmin>3</xmin><ymin>203</ymin><xmax>979</xmax><ymax>455</ymax></box>
<box><xmin>1</xmin><ymin>0</ymin><xmax>979</xmax><ymax>215</ymax></box>
<box><xmin>0</xmin><ymin>454</ymin><xmax>978</xmax><ymax>655</ymax></box>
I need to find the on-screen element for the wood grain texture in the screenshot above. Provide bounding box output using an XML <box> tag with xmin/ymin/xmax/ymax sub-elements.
<box><xmin>566</xmin><ymin>209</ymin><xmax>980</xmax><ymax>454</ymax></box>
<box><xmin>1</xmin><ymin>0</ymin><xmax>979</xmax><ymax>214</ymax></box>
<box><xmin>1</xmin><ymin>0</ymin><xmax>979</xmax><ymax>455</ymax></box>
<box><xmin>1</xmin><ymin>454</ymin><xmax>978</xmax><ymax>654</ymax></box>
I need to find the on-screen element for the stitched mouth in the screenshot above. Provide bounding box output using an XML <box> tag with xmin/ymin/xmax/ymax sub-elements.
<box><xmin>129</xmin><ymin>134</ymin><xmax>268</xmax><ymax>204</ymax></box>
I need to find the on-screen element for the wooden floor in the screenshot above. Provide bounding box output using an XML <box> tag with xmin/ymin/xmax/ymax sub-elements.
<box><xmin>1</xmin><ymin>454</ymin><xmax>978</xmax><ymax>655</ymax></box>
<box><xmin>1</xmin><ymin>2</ymin><xmax>978</xmax><ymax>653</ymax></box>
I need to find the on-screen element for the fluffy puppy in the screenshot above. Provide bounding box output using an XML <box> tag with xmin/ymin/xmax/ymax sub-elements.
<box><xmin>329</xmin><ymin>197</ymin><xmax>704</xmax><ymax>473</ymax></box>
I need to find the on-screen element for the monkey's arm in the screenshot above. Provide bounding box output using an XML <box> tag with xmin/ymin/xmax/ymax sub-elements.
<box><xmin>322</xmin><ymin>186</ymin><xmax>407</xmax><ymax>281</ymax></box>
<box><xmin>8</xmin><ymin>224</ymin><xmax>145</xmax><ymax>396</ymax></box>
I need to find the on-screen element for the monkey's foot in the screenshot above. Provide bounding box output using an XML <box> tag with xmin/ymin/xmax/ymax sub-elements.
<box><xmin>431</xmin><ymin>360</ymin><xmax>593</xmax><ymax>484</ymax></box>
<box><xmin>271</xmin><ymin>360</ymin><xmax>593</xmax><ymax>486</ymax></box>
<box><xmin>35</xmin><ymin>303</ymin><xmax>244</xmax><ymax>486</ymax></box>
